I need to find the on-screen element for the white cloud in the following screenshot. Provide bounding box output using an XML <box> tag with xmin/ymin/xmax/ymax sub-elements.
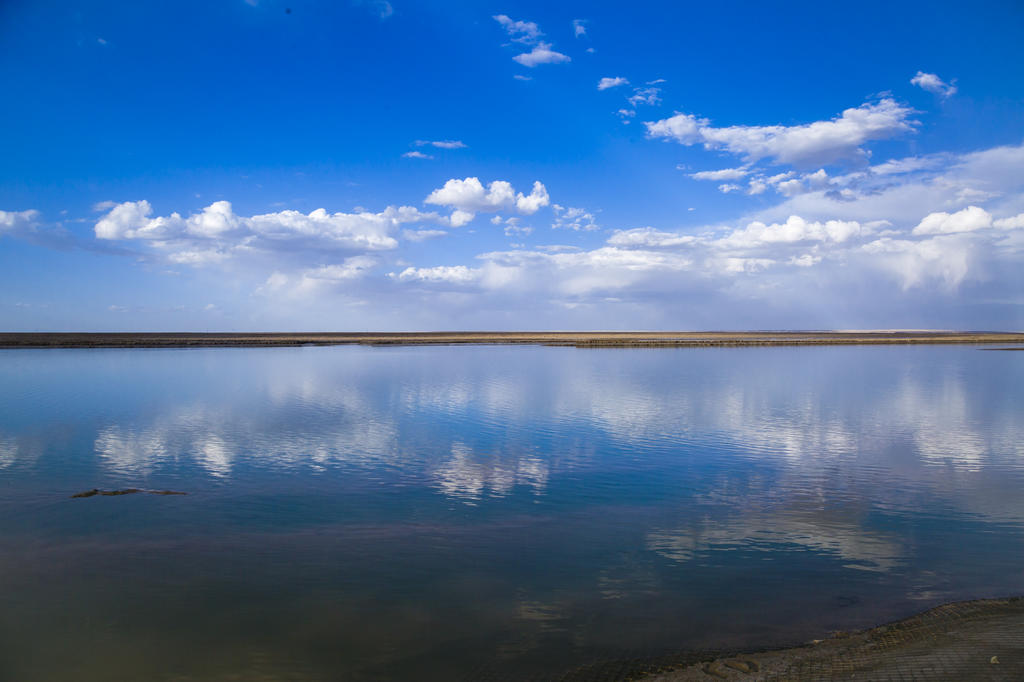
<box><xmin>396</xmin><ymin>265</ymin><xmax>481</xmax><ymax>284</ymax></box>
<box><xmin>774</xmin><ymin>178</ymin><xmax>802</xmax><ymax>196</ymax></box>
<box><xmin>515</xmin><ymin>181</ymin><xmax>550</xmax><ymax>214</ymax></box>
<box><xmin>383</xmin><ymin>140</ymin><xmax>1024</xmax><ymax>324</ymax></box>
<box><xmin>994</xmin><ymin>213</ymin><xmax>1024</xmax><ymax>230</ymax></box>
<box><xmin>296</xmin><ymin>256</ymin><xmax>377</xmax><ymax>291</ymax></box>
<box><xmin>598</xmin><ymin>77</ymin><xmax>629</xmax><ymax>91</ymax></box>
<box><xmin>913</xmin><ymin>206</ymin><xmax>992</xmax><ymax>235</ymax></box>
<box><xmin>789</xmin><ymin>253</ymin><xmax>821</xmax><ymax>267</ymax></box>
<box><xmin>572</xmin><ymin>19</ymin><xmax>586</xmax><ymax>37</ymax></box>
<box><xmin>513</xmin><ymin>42</ymin><xmax>571</xmax><ymax>67</ymax></box>
<box><xmin>551</xmin><ymin>205</ymin><xmax>598</xmax><ymax>231</ymax></box>
<box><xmin>493</xmin><ymin>15</ymin><xmax>542</xmax><ymax>43</ymax></box>
<box><xmin>0</xmin><ymin>209</ymin><xmax>40</xmax><ymax>233</ymax></box>
<box><xmin>862</xmin><ymin>235</ymin><xmax>973</xmax><ymax>290</ymax></box>
<box><xmin>870</xmin><ymin>155</ymin><xmax>949</xmax><ymax>176</ymax></box>
<box><xmin>95</xmin><ymin>200</ymin><xmax>157</xmax><ymax>239</ymax></box>
<box><xmin>719</xmin><ymin>183</ymin><xmax>742</xmax><ymax>193</ymax></box>
<box><xmin>415</xmin><ymin>139</ymin><xmax>466</xmax><ymax>149</ymax></box>
<box><xmin>646</xmin><ymin>98</ymin><xmax>917</xmax><ymax>166</ymax></box>
<box><xmin>403</xmin><ymin>150</ymin><xmax>433</xmax><ymax>159</ymax></box>
<box><xmin>402</xmin><ymin>229</ymin><xmax>447</xmax><ymax>242</ymax></box>
<box><xmin>627</xmin><ymin>87</ymin><xmax>661</xmax><ymax>107</ymax></box>
<box><xmin>424</xmin><ymin>177</ymin><xmax>550</xmax><ymax>224</ymax></box>
<box><xmin>689</xmin><ymin>167</ymin><xmax>749</xmax><ymax>181</ymax></box>
<box><xmin>70</xmin><ymin>139</ymin><xmax>1024</xmax><ymax>329</ymax></box>
<box><xmin>910</xmin><ymin>71</ymin><xmax>957</xmax><ymax>99</ymax></box>
<box><xmin>93</xmin><ymin>200</ymin><xmax>443</xmax><ymax>257</ymax></box>
<box><xmin>747</xmin><ymin>179</ymin><xmax>768</xmax><ymax>195</ymax></box>
<box><xmin>607</xmin><ymin>227</ymin><xmax>698</xmax><ymax>248</ymax></box>
<box><xmin>425</xmin><ymin>178</ymin><xmax>515</xmax><ymax>213</ymax></box>
<box><xmin>718</xmin><ymin>216</ymin><xmax>862</xmax><ymax>248</ymax></box>
<box><xmin>503</xmin><ymin>218</ymin><xmax>533</xmax><ymax>237</ymax></box>
<box><xmin>449</xmin><ymin>210</ymin><xmax>475</xmax><ymax>228</ymax></box>
<box><xmin>493</xmin><ymin>15</ymin><xmax>569</xmax><ymax>67</ymax></box>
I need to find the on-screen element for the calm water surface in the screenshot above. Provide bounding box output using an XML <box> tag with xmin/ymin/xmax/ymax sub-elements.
<box><xmin>0</xmin><ymin>345</ymin><xmax>1022</xmax><ymax>680</ymax></box>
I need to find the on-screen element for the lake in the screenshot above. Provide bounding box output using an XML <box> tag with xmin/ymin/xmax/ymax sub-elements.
<box><xmin>0</xmin><ymin>345</ymin><xmax>1021</xmax><ymax>680</ymax></box>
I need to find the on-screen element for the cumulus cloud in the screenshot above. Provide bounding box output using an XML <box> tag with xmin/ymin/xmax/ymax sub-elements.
<box><xmin>424</xmin><ymin>177</ymin><xmax>550</xmax><ymax>225</ymax></box>
<box><xmin>76</xmin><ymin>141</ymin><xmax>1024</xmax><ymax>329</ymax></box>
<box><xmin>403</xmin><ymin>150</ymin><xmax>433</xmax><ymax>159</ymax></box>
<box><xmin>994</xmin><ymin>213</ymin><xmax>1024</xmax><ymax>230</ymax></box>
<box><xmin>912</xmin><ymin>206</ymin><xmax>991</xmax><ymax>235</ymax></box>
<box><xmin>718</xmin><ymin>216</ymin><xmax>862</xmax><ymax>248</ymax></box>
<box><xmin>910</xmin><ymin>71</ymin><xmax>957</xmax><ymax>99</ymax></box>
<box><xmin>862</xmin><ymin>235</ymin><xmax>973</xmax><ymax>290</ymax></box>
<box><xmin>394</xmin><ymin>145</ymin><xmax>1024</xmax><ymax>315</ymax></box>
<box><xmin>515</xmin><ymin>181</ymin><xmax>550</xmax><ymax>214</ymax></box>
<box><xmin>93</xmin><ymin>200</ymin><xmax>444</xmax><ymax>262</ymax></box>
<box><xmin>572</xmin><ymin>19</ymin><xmax>586</xmax><ymax>37</ymax></box>
<box><xmin>513</xmin><ymin>42</ymin><xmax>571</xmax><ymax>67</ymax></box>
<box><xmin>598</xmin><ymin>77</ymin><xmax>629</xmax><ymax>90</ymax></box>
<box><xmin>646</xmin><ymin>98</ymin><xmax>917</xmax><ymax>166</ymax></box>
<box><xmin>0</xmin><ymin>209</ymin><xmax>40</xmax><ymax>234</ymax></box>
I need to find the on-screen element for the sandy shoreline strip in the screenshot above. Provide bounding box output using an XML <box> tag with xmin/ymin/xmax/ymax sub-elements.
<box><xmin>539</xmin><ymin>597</ymin><xmax>1023</xmax><ymax>681</ymax></box>
<box><xmin>1</xmin><ymin>331</ymin><xmax>1024</xmax><ymax>349</ymax></box>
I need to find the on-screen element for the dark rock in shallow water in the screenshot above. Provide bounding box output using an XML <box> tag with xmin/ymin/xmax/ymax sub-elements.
<box><xmin>71</xmin><ymin>489</ymin><xmax>100</xmax><ymax>498</ymax></box>
<box><xmin>70</xmin><ymin>488</ymin><xmax>187</xmax><ymax>498</ymax></box>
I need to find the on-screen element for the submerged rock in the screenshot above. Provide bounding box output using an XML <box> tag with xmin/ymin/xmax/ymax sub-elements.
<box><xmin>71</xmin><ymin>489</ymin><xmax>100</xmax><ymax>498</ymax></box>
<box><xmin>70</xmin><ymin>488</ymin><xmax>186</xmax><ymax>498</ymax></box>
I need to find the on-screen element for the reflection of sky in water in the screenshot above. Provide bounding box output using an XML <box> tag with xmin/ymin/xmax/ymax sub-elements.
<box><xmin>0</xmin><ymin>345</ymin><xmax>1022</xmax><ymax>680</ymax></box>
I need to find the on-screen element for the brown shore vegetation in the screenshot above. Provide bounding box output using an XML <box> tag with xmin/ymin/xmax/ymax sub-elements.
<box><xmin>1</xmin><ymin>331</ymin><xmax>1023</xmax><ymax>349</ymax></box>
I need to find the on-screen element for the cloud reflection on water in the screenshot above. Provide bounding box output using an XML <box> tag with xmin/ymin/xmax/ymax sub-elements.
<box><xmin>646</xmin><ymin>513</ymin><xmax>903</xmax><ymax>572</ymax></box>
<box><xmin>74</xmin><ymin>347</ymin><xmax>1024</xmax><ymax>532</ymax></box>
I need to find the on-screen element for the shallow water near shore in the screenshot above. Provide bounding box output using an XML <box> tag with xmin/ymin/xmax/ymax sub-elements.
<box><xmin>1</xmin><ymin>345</ymin><xmax>1022</xmax><ymax>680</ymax></box>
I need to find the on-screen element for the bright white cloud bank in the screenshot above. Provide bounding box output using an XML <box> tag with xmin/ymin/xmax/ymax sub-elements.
<box><xmin>391</xmin><ymin>143</ymin><xmax>1024</xmax><ymax>327</ymax></box>
<box><xmin>70</xmin><ymin>142</ymin><xmax>1024</xmax><ymax>329</ymax></box>
<box><xmin>94</xmin><ymin>200</ymin><xmax>433</xmax><ymax>253</ymax></box>
<box><xmin>647</xmin><ymin>99</ymin><xmax>917</xmax><ymax>166</ymax></box>
<box><xmin>91</xmin><ymin>200</ymin><xmax>447</xmax><ymax>277</ymax></box>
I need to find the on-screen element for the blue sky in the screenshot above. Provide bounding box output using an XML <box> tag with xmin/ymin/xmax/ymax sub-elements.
<box><xmin>2</xmin><ymin>0</ymin><xmax>1023</xmax><ymax>331</ymax></box>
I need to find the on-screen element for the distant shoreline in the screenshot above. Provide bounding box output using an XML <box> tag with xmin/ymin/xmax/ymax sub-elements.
<box><xmin>2</xmin><ymin>331</ymin><xmax>1024</xmax><ymax>349</ymax></box>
